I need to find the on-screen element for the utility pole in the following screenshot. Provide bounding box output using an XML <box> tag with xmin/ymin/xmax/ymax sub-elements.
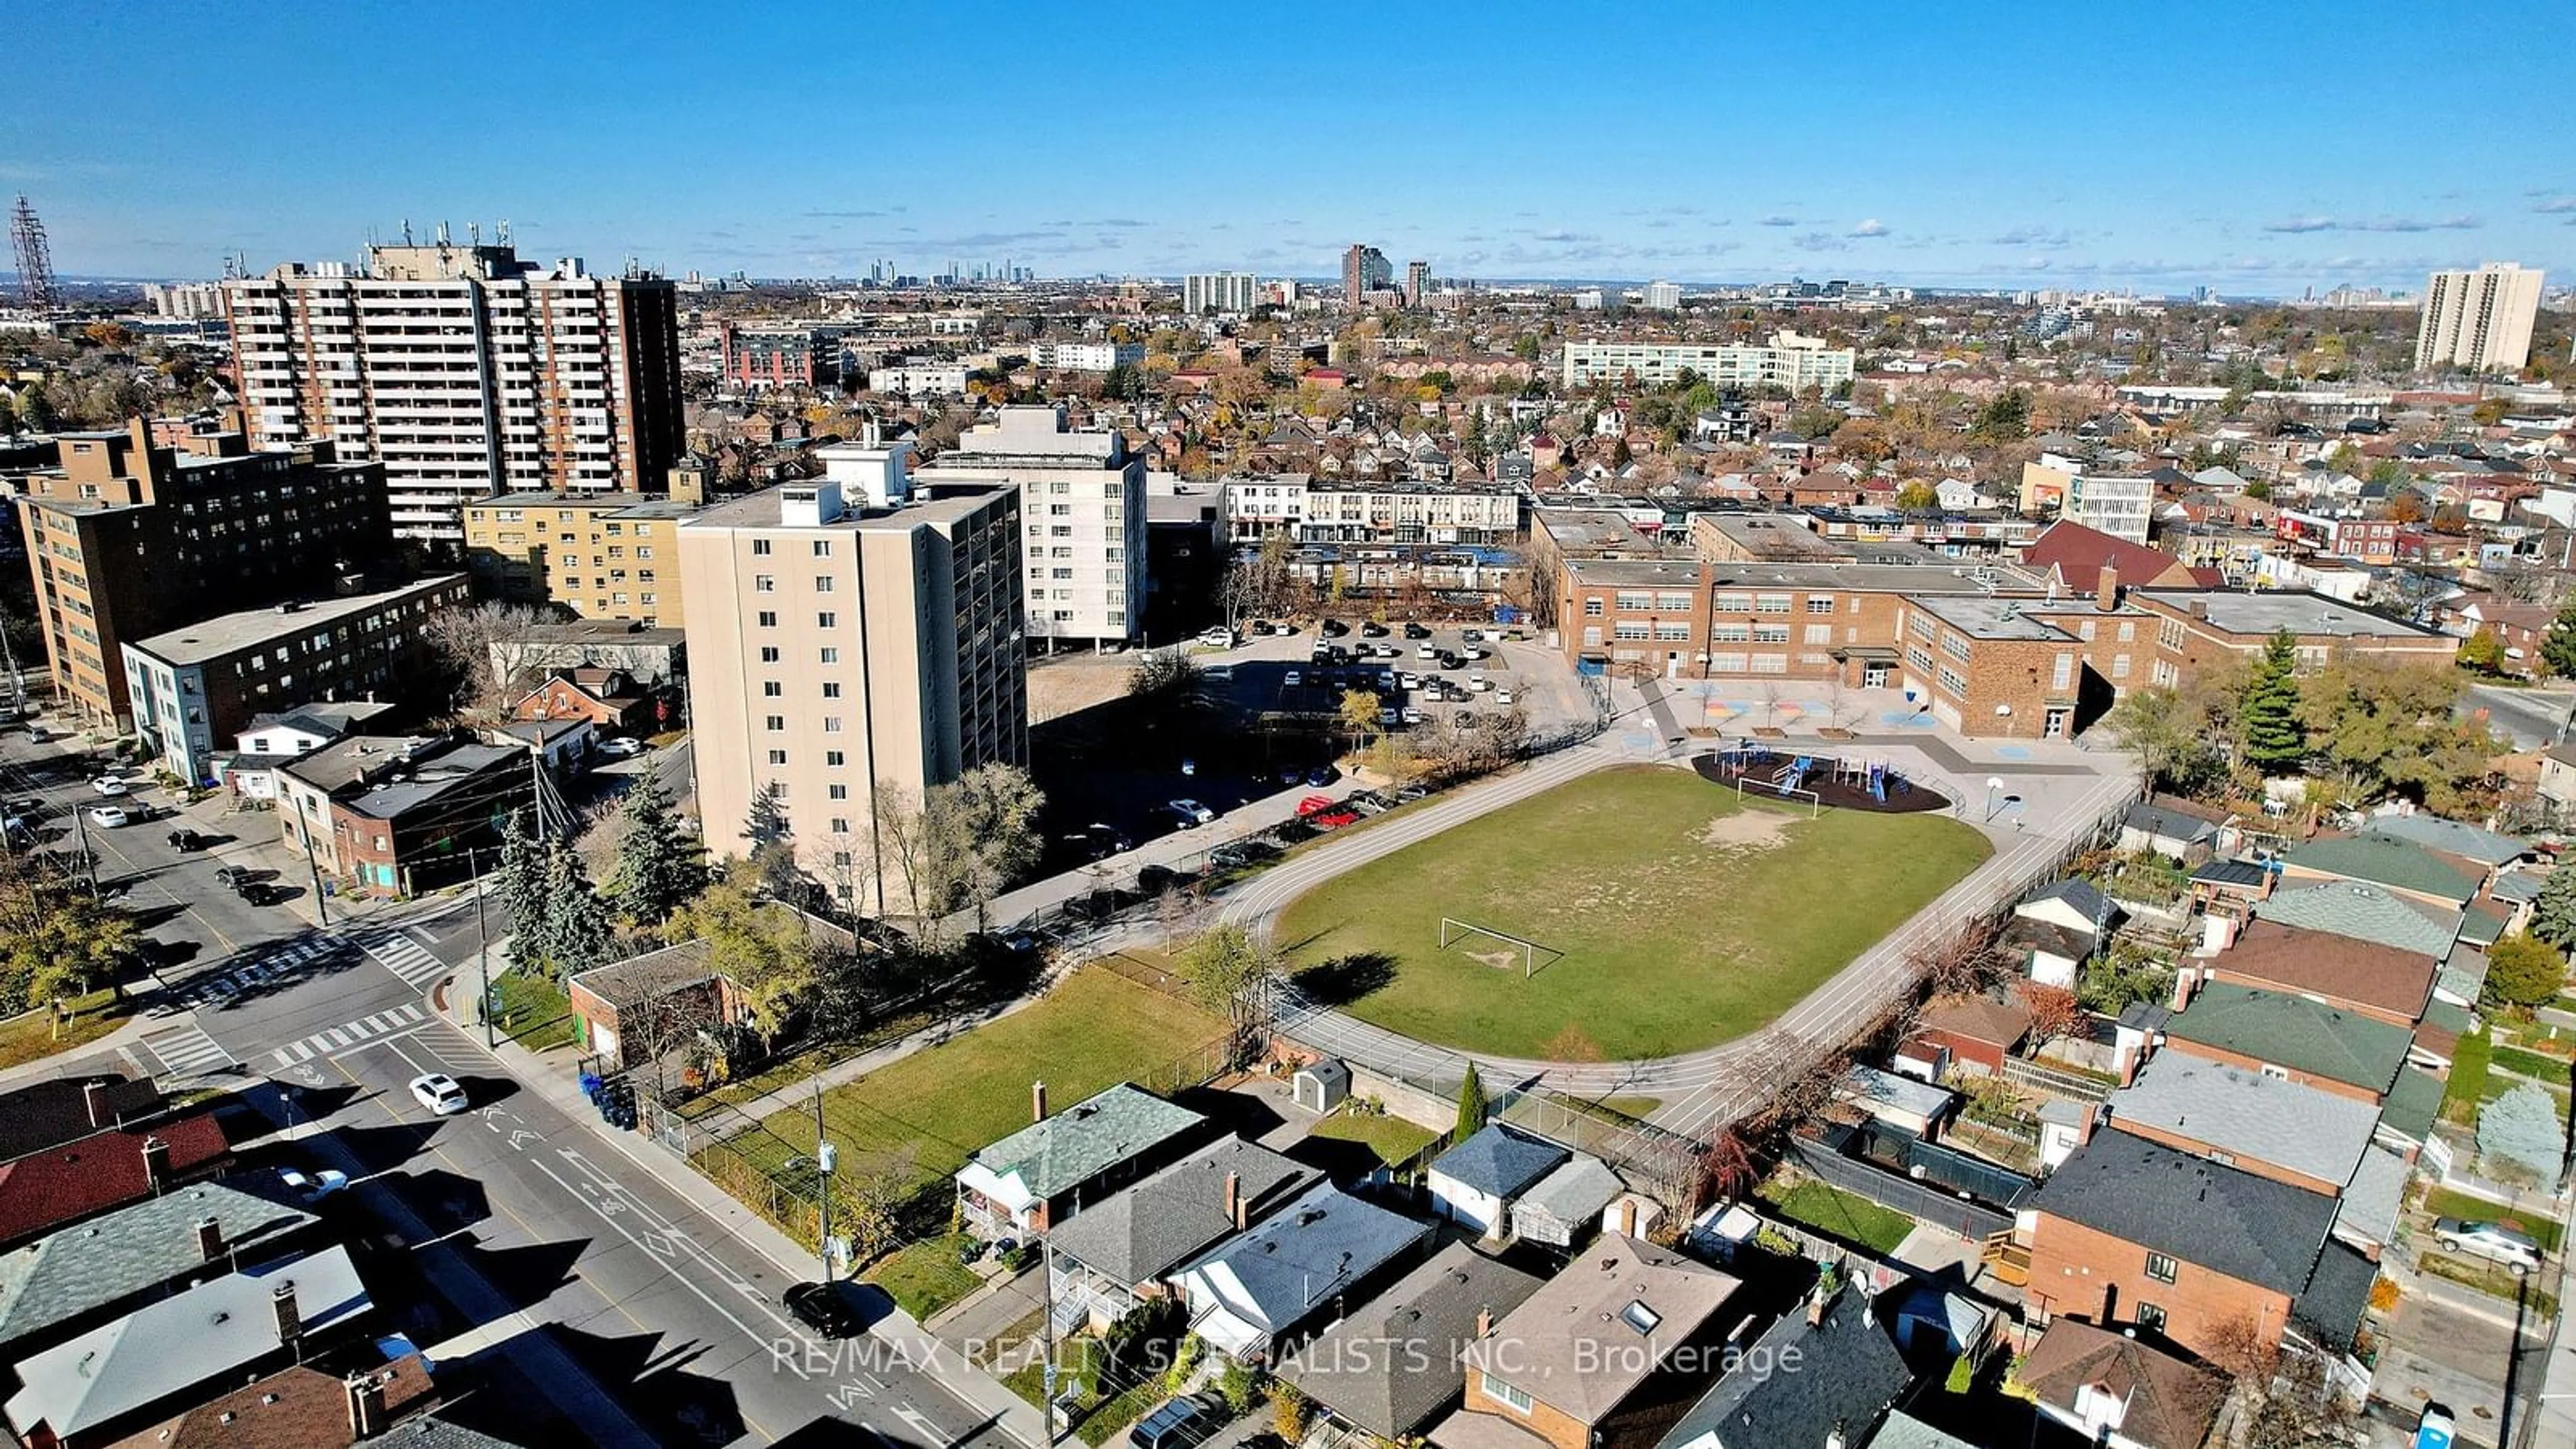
<box><xmin>1039</xmin><ymin>1225</ymin><xmax>1065</xmax><ymax>1449</ymax></box>
<box><xmin>813</xmin><ymin>1084</ymin><xmax>837</xmax><ymax>1282</ymax></box>
<box><xmin>69</xmin><ymin>801</ymin><xmax>95</xmax><ymax>896</ymax></box>
<box><xmin>471</xmin><ymin>845</ymin><xmax>494</xmax><ymax>1048</ymax></box>
<box><xmin>304</xmin><ymin>830</ymin><xmax>331</xmax><ymax>926</ymax></box>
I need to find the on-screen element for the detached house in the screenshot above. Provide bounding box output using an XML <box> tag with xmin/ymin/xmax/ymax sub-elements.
<box><xmin>956</xmin><ymin>1083</ymin><xmax>1207</xmax><ymax>1238</ymax></box>
<box><xmin>1438</xmin><ymin>1235</ymin><xmax>1741</xmax><ymax>1449</ymax></box>
<box><xmin>1173</xmin><ymin>1183</ymin><xmax>1434</xmax><ymax>1361</ymax></box>
<box><xmin>1428</xmin><ymin>1125</ymin><xmax>1569</xmax><ymax>1238</ymax></box>
<box><xmin>1281</xmin><ymin>1243</ymin><xmax>1545</xmax><ymax>1443</ymax></box>
<box><xmin>1046</xmin><ymin>1136</ymin><xmax>1321</xmax><ymax>1330</ymax></box>
<box><xmin>2014</xmin><ymin>1317</ymin><xmax>2227</xmax><ymax>1449</ymax></box>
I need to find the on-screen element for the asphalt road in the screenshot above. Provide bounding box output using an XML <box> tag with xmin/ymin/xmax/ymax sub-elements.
<box><xmin>0</xmin><ymin>722</ymin><xmax>1014</xmax><ymax>1448</ymax></box>
<box><xmin>2460</xmin><ymin>682</ymin><xmax>2576</xmax><ymax>752</ymax></box>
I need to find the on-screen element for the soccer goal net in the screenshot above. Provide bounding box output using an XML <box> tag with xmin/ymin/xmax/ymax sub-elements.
<box><xmin>1440</xmin><ymin>917</ymin><xmax>1552</xmax><ymax>979</ymax></box>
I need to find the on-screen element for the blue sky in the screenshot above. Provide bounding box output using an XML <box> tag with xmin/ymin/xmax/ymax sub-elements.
<box><xmin>11</xmin><ymin>0</ymin><xmax>2575</xmax><ymax>296</ymax></box>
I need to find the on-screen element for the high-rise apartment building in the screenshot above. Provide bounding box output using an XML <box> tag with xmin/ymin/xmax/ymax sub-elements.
<box><xmin>2415</xmin><ymin>263</ymin><xmax>2545</xmax><ymax>372</ymax></box>
<box><xmin>1029</xmin><ymin>340</ymin><xmax>1146</xmax><ymax>374</ymax></box>
<box><xmin>1342</xmin><ymin>244</ymin><xmax>1392</xmax><ymax>306</ymax></box>
<box><xmin>1183</xmin><ymin>272</ymin><xmax>1260</xmax><ymax>317</ymax></box>
<box><xmin>719</xmin><ymin>321</ymin><xmax>840</xmax><ymax>389</ymax></box>
<box><xmin>676</xmin><ymin>454</ymin><xmax>1026</xmax><ymax>912</ymax></box>
<box><xmin>460</xmin><ymin>491</ymin><xmax>695</xmax><ymax>627</ymax></box>
<box><xmin>912</xmin><ymin>405</ymin><xmax>1145</xmax><ymax>647</ymax></box>
<box><xmin>1644</xmin><ymin>280</ymin><xmax>1683</xmax><ymax>311</ymax></box>
<box><xmin>222</xmin><ymin>240</ymin><xmax>684</xmax><ymax>543</ymax></box>
<box><xmin>1405</xmin><ymin>260</ymin><xmax>1431</xmax><ymax>309</ymax></box>
<box><xmin>13</xmin><ymin>419</ymin><xmax>395</xmax><ymax>729</ymax></box>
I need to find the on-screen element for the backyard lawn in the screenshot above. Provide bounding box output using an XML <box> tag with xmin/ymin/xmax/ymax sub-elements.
<box><xmin>1273</xmin><ymin>764</ymin><xmax>1991</xmax><ymax>1059</ymax></box>
<box><xmin>1304</xmin><ymin>1107</ymin><xmax>1440</xmax><ymax>1168</ymax></box>
<box><xmin>1758</xmin><ymin>1175</ymin><xmax>1916</xmax><ymax>1255</ymax></box>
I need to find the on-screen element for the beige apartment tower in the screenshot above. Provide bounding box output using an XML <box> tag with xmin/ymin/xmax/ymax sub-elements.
<box><xmin>678</xmin><ymin>447</ymin><xmax>1026</xmax><ymax>914</ymax></box>
<box><xmin>2416</xmin><ymin>262</ymin><xmax>2545</xmax><ymax>372</ymax></box>
<box><xmin>223</xmin><ymin>239</ymin><xmax>683</xmax><ymax>542</ymax></box>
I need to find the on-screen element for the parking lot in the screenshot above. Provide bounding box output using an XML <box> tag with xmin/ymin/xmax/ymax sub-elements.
<box><xmin>1197</xmin><ymin>618</ymin><xmax>1598</xmax><ymax>738</ymax></box>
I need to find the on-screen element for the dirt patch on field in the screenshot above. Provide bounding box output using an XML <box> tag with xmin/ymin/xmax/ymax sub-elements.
<box><xmin>1465</xmin><ymin>949</ymin><xmax>1522</xmax><ymax>972</ymax></box>
<box><xmin>1696</xmin><ymin>811</ymin><xmax>1798</xmax><ymax>852</ymax></box>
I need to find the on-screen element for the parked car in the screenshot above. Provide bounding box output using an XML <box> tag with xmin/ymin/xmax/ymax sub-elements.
<box><xmin>1167</xmin><ymin>798</ymin><xmax>1216</xmax><ymax>826</ymax></box>
<box><xmin>1415</xmin><ymin>643</ymin><xmax>1438</xmax><ymax>659</ymax></box>
<box><xmin>2434</xmin><ymin>1218</ymin><xmax>2542</xmax><ymax>1273</ymax></box>
<box><xmin>1460</xmin><ymin>628</ymin><xmax>1485</xmax><ymax>643</ymax></box>
<box><xmin>1282</xmin><ymin>670</ymin><xmax>1303</xmax><ymax>688</ymax></box>
<box><xmin>1245</xmin><ymin>619</ymin><xmax>1272</xmax><ymax>637</ymax></box>
<box><xmin>409</xmin><ymin>1073</ymin><xmax>470</xmax><ymax>1116</ymax></box>
<box><xmin>89</xmin><ymin>777</ymin><xmax>129</xmax><ymax>797</ymax></box>
<box><xmin>1210</xmin><ymin>840</ymin><xmax>1279</xmax><ymax>870</ymax></box>
<box><xmin>1197</xmin><ymin>627</ymin><xmax>1238</xmax><ymax>648</ymax></box>
<box><xmin>1294</xmin><ymin>794</ymin><xmax>1338</xmax><ymax>818</ymax></box>
<box><xmin>1496</xmin><ymin>688</ymin><xmax>1517</xmax><ymax>706</ymax></box>
<box><xmin>786</xmin><ymin>1281</ymin><xmax>867</xmax><ymax>1339</ymax></box>
<box><xmin>1305</xmin><ymin>765</ymin><xmax>1336</xmax><ymax>786</ymax></box>
<box><xmin>1348</xmin><ymin>792</ymin><xmax>1391</xmax><ymax>816</ymax></box>
<box><xmin>1401</xmin><ymin>622</ymin><xmax>1430</xmax><ymax>639</ymax></box>
<box><xmin>87</xmin><ymin>805</ymin><xmax>131</xmax><ymax>829</ymax></box>
<box><xmin>597</xmin><ymin>737</ymin><xmax>646</xmax><ymax>757</ymax></box>
<box><xmin>1436</xmin><ymin>653</ymin><xmax>1462</xmax><ymax>671</ymax></box>
<box><xmin>278</xmin><ymin>1166</ymin><xmax>349</xmax><ymax>1203</ymax></box>
<box><xmin>1462</xmin><ymin>645</ymin><xmax>1491</xmax><ymax>660</ymax></box>
<box><xmin>1395</xmin><ymin>784</ymin><xmax>1430</xmax><ymax>802</ymax></box>
<box><xmin>1203</xmin><ymin>663</ymin><xmax>1234</xmax><ymax>682</ymax></box>
<box><xmin>1132</xmin><ymin>1395</ymin><xmax>1229</xmax><ymax>1449</ymax></box>
<box><xmin>1470</xmin><ymin>675</ymin><xmax>1494</xmax><ymax>692</ymax></box>
<box><xmin>1400</xmin><ymin>707</ymin><xmax>1424</xmax><ymax>725</ymax></box>
<box><xmin>1360</xmin><ymin>621</ymin><xmax>1389</xmax><ymax>637</ymax></box>
<box><xmin>1318</xmin><ymin>619</ymin><xmax>1349</xmax><ymax>637</ymax></box>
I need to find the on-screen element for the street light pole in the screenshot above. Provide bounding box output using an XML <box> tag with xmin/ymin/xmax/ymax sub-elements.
<box><xmin>470</xmin><ymin>846</ymin><xmax>494</xmax><ymax>1049</ymax></box>
<box><xmin>813</xmin><ymin>1085</ymin><xmax>837</xmax><ymax>1283</ymax></box>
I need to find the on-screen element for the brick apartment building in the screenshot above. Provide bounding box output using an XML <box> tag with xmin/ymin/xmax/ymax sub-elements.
<box><xmin>461</xmin><ymin>491</ymin><xmax>695</xmax><ymax>627</ymax></box>
<box><xmin>11</xmin><ymin>419</ymin><xmax>394</xmax><ymax>730</ymax></box>
<box><xmin>277</xmin><ymin>732</ymin><xmax>533</xmax><ymax>896</ymax></box>
<box><xmin>122</xmin><ymin>574</ymin><xmax>472</xmax><ymax>786</ymax></box>
<box><xmin>718</xmin><ymin>321</ymin><xmax>839</xmax><ymax>389</ymax></box>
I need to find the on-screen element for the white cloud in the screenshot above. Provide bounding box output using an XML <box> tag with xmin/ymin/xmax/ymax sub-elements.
<box><xmin>1849</xmin><ymin>219</ymin><xmax>1890</xmax><ymax>237</ymax></box>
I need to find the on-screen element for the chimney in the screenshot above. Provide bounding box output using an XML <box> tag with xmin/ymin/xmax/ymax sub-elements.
<box><xmin>194</xmin><ymin>1216</ymin><xmax>225</xmax><ymax>1263</ymax></box>
<box><xmin>1621</xmin><ymin>1198</ymin><xmax>1640</xmax><ymax>1237</ymax></box>
<box><xmin>2095</xmin><ymin>561</ymin><xmax>2120</xmax><ymax>612</ymax></box>
<box><xmin>2118</xmin><ymin>1044</ymin><xmax>2141</xmax><ymax>1088</ymax></box>
<box><xmin>1806</xmin><ymin>1282</ymin><xmax>1830</xmax><ymax>1327</ymax></box>
<box><xmin>2187</xmin><ymin>598</ymin><xmax>2208</xmax><ymax>620</ymax></box>
<box><xmin>141</xmin><ymin>1135</ymin><xmax>170</xmax><ymax>1192</ymax></box>
<box><xmin>1474</xmin><ymin>1308</ymin><xmax>1494</xmax><ymax>1340</ymax></box>
<box><xmin>346</xmin><ymin>1371</ymin><xmax>388</xmax><ymax>1439</ymax></box>
<box><xmin>272</xmin><ymin>1282</ymin><xmax>300</xmax><ymax>1346</ymax></box>
<box><xmin>1222</xmin><ymin>1171</ymin><xmax>1240</xmax><ymax>1226</ymax></box>
<box><xmin>2171</xmin><ymin>968</ymin><xmax>2197</xmax><ymax>1013</ymax></box>
<box><xmin>2076</xmin><ymin>1103</ymin><xmax>2099</xmax><ymax>1146</ymax></box>
<box><xmin>1032</xmin><ymin>1080</ymin><xmax>1048</xmax><ymax>1124</ymax></box>
<box><xmin>83</xmin><ymin>1080</ymin><xmax>110</xmax><ymax>1128</ymax></box>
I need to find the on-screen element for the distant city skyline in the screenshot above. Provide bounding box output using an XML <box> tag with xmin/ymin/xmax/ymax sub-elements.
<box><xmin>9</xmin><ymin>0</ymin><xmax>2574</xmax><ymax>298</ymax></box>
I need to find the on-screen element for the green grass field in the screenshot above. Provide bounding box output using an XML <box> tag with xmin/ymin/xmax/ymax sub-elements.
<box><xmin>0</xmin><ymin>989</ymin><xmax>129</xmax><ymax>1071</ymax></box>
<box><xmin>746</xmin><ymin>967</ymin><xmax>1229</xmax><ymax>1189</ymax></box>
<box><xmin>1273</xmin><ymin>765</ymin><xmax>1992</xmax><ymax>1059</ymax></box>
<box><xmin>1304</xmin><ymin>1107</ymin><xmax>1440</xmax><ymax>1167</ymax></box>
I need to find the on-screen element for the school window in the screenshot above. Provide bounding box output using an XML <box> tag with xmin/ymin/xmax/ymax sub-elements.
<box><xmin>1941</xmin><ymin>633</ymin><xmax>1972</xmax><ymax>663</ymax></box>
<box><xmin>1713</xmin><ymin>591</ymin><xmax>1752</xmax><ymax>612</ymax></box>
<box><xmin>2052</xmin><ymin>653</ymin><xmax>2075</xmax><ymax>690</ymax></box>
<box><xmin>2117</xmin><ymin>621</ymin><xmax>2135</xmax><ymax>643</ymax></box>
<box><xmin>1754</xmin><ymin>593</ymin><xmax>1792</xmax><ymax>614</ymax></box>
<box><xmin>1750</xmin><ymin>653</ymin><xmax>1788</xmax><ymax>675</ymax></box>
<box><xmin>1937</xmin><ymin>665</ymin><xmax>1968</xmax><ymax>696</ymax></box>
<box><xmin>2112</xmin><ymin>653</ymin><xmax>2131</xmax><ymax>680</ymax></box>
<box><xmin>1708</xmin><ymin>653</ymin><xmax>1748</xmax><ymax>674</ymax></box>
<box><xmin>1584</xmin><ymin>598</ymin><xmax>1605</xmax><ymax>617</ymax></box>
<box><xmin>1653</xmin><ymin>622</ymin><xmax>1690</xmax><ymax>642</ymax></box>
<box><xmin>1804</xmin><ymin>624</ymin><xmax>1834</xmax><ymax>645</ymax></box>
<box><xmin>1614</xmin><ymin>592</ymin><xmax>1652</xmax><ymax>612</ymax></box>
<box><xmin>2134</xmin><ymin>1303</ymin><xmax>2167</xmax><ymax>1333</ymax></box>
<box><xmin>2145</xmin><ymin>1252</ymin><xmax>2178</xmax><ymax>1285</ymax></box>
<box><xmin>1807</xmin><ymin>596</ymin><xmax>1835</xmax><ymax>614</ymax></box>
<box><xmin>1654</xmin><ymin>591</ymin><xmax>1694</xmax><ymax>611</ymax></box>
<box><xmin>1613</xmin><ymin>621</ymin><xmax>1651</xmax><ymax>641</ymax></box>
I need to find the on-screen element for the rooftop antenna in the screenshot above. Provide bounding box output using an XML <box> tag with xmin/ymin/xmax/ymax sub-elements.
<box><xmin>468</xmin><ymin>221</ymin><xmax>480</xmax><ymax>246</ymax></box>
<box><xmin>496</xmin><ymin>218</ymin><xmax>511</xmax><ymax>245</ymax></box>
<box><xmin>435</xmin><ymin>220</ymin><xmax>451</xmax><ymax>247</ymax></box>
<box><xmin>400</xmin><ymin>219</ymin><xmax>414</xmax><ymax>246</ymax></box>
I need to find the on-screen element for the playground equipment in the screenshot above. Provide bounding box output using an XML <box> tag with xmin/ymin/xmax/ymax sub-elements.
<box><xmin>1711</xmin><ymin>741</ymin><xmax>1924</xmax><ymax>816</ymax></box>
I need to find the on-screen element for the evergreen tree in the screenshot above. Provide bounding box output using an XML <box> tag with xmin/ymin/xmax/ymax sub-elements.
<box><xmin>1454</xmin><ymin>1061</ymin><xmax>1487</xmax><ymax>1138</ymax></box>
<box><xmin>2534</xmin><ymin>868</ymin><xmax>2576</xmax><ymax>952</ymax></box>
<box><xmin>2239</xmin><ymin>629</ymin><xmax>2307</xmax><ymax>775</ymax></box>
<box><xmin>493</xmin><ymin>810</ymin><xmax>550</xmax><ymax>972</ymax></box>
<box><xmin>535</xmin><ymin>843</ymin><xmax>614</xmax><ymax>985</ymax></box>
<box><xmin>2542</xmin><ymin>602</ymin><xmax>2576</xmax><ymax>680</ymax></box>
<box><xmin>608</xmin><ymin>775</ymin><xmax>702</xmax><ymax>924</ymax></box>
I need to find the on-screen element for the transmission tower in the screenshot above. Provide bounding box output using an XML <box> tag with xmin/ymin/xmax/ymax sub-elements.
<box><xmin>9</xmin><ymin>195</ymin><xmax>60</xmax><ymax>310</ymax></box>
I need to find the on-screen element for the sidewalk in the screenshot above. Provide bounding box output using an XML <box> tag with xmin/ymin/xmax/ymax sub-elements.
<box><xmin>704</xmin><ymin>974</ymin><xmax>1065</xmax><ymax>1129</ymax></box>
<box><xmin>431</xmin><ymin>951</ymin><xmax>1049</xmax><ymax>1448</ymax></box>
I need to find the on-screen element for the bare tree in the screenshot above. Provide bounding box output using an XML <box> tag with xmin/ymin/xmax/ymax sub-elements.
<box><xmin>865</xmin><ymin>764</ymin><xmax>1045</xmax><ymax>934</ymax></box>
<box><xmin>422</xmin><ymin>601</ymin><xmax>565</xmax><ymax>717</ymax></box>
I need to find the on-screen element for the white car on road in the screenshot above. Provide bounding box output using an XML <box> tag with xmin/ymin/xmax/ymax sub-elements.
<box><xmin>409</xmin><ymin>1073</ymin><xmax>470</xmax><ymax>1116</ymax></box>
<box><xmin>87</xmin><ymin>805</ymin><xmax>131</xmax><ymax>829</ymax></box>
<box><xmin>596</xmin><ymin>737</ymin><xmax>647</xmax><ymax>757</ymax></box>
<box><xmin>89</xmin><ymin>777</ymin><xmax>129</xmax><ymax>796</ymax></box>
<box><xmin>1167</xmin><ymin>798</ymin><xmax>1216</xmax><ymax>826</ymax></box>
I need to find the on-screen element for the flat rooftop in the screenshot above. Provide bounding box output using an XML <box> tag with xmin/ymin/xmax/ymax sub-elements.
<box><xmin>129</xmin><ymin>574</ymin><xmax>467</xmax><ymax>666</ymax></box>
<box><xmin>687</xmin><ymin>484</ymin><xmax>1008</xmax><ymax>533</ymax></box>
<box><xmin>504</xmin><ymin>619</ymin><xmax>686</xmax><ymax>646</ymax></box>
<box><xmin>2139</xmin><ymin>589</ymin><xmax>2440</xmax><ymax>639</ymax></box>
<box><xmin>1910</xmin><ymin>594</ymin><xmax>2082</xmax><ymax>641</ymax></box>
<box><xmin>472</xmin><ymin>490</ymin><xmax>700</xmax><ymax>519</ymax></box>
<box><xmin>1564</xmin><ymin>556</ymin><xmax>2045</xmax><ymax>595</ymax></box>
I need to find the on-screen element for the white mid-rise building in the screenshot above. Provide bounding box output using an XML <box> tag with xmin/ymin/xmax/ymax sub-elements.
<box><xmin>2416</xmin><ymin>262</ymin><xmax>2544</xmax><ymax>372</ymax></box>
<box><xmin>222</xmin><ymin>241</ymin><xmax>682</xmax><ymax>541</ymax></box>
<box><xmin>1562</xmin><ymin>331</ymin><xmax>1856</xmax><ymax>391</ymax></box>
<box><xmin>1644</xmin><ymin>280</ymin><xmax>1683</xmax><ymax>311</ymax></box>
<box><xmin>912</xmin><ymin>405</ymin><xmax>1145</xmax><ymax>645</ymax></box>
<box><xmin>142</xmin><ymin>282</ymin><xmax>225</xmax><ymax>319</ymax></box>
<box><xmin>1029</xmin><ymin>340</ymin><xmax>1145</xmax><ymax>374</ymax></box>
<box><xmin>867</xmin><ymin>363</ymin><xmax>972</xmax><ymax>396</ymax></box>
<box><xmin>1183</xmin><ymin>272</ymin><xmax>1260</xmax><ymax>317</ymax></box>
